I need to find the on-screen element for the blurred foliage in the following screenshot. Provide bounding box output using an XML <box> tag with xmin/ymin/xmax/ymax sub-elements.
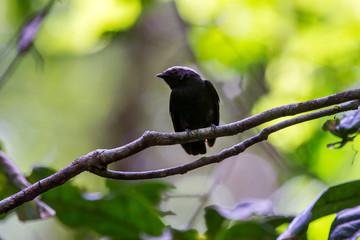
<box><xmin>0</xmin><ymin>173</ymin><xmax>12</xmax><ymax>220</ymax></box>
<box><xmin>151</xmin><ymin>228</ymin><xmax>200</xmax><ymax>240</ymax></box>
<box><xmin>279</xmin><ymin>180</ymin><xmax>360</xmax><ymax>239</ymax></box>
<box><xmin>27</xmin><ymin>166</ymin><xmax>171</xmax><ymax>239</ymax></box>
<box><xmin>37</xmin><ymin>0</ymin><xmax>142</xmax><ymax>54</ymax></box>
<box><xmin>1</xmin><ymin>0</ymin><xmax>360</xmax><ymax>239</ymax></box>
<box><xmin>204</xmin><ymin>205</ymin><xmax>289</xmax><ymax>240</ymax></box>
<box><xmin>105</xmin><ymin>178</ymin><xmax>173</xmax><ymax>206</ymax></box>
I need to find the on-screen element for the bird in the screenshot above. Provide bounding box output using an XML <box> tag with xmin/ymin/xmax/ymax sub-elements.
<box><xmin>156</xmin><ymin>66</ymin><xmax>220</xmax><ymax>155</ymax></box>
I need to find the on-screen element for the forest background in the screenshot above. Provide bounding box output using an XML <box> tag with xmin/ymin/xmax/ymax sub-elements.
<box><xmin>1</xmin><ymin>0</ymin><xmax>360</xmax><ymax>239</ymax></box>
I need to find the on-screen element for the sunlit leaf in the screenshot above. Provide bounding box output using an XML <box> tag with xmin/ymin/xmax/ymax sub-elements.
<box><xmin>353</xmin><ymin>135</ymin><xmax>360</xmax><ymax>153</ymax></box>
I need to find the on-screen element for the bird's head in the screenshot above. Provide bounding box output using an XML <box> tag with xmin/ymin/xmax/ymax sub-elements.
<box><xmin>155</xmin><ymin>66</ymin><xmax>201</xmax><ymax>89</ymax></box>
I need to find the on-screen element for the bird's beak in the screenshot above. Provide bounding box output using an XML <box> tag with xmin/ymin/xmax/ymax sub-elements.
<box><xmin>155</xmin><ymin>72</ymin><xmax>165</xmax><ymax>78</ymax></box>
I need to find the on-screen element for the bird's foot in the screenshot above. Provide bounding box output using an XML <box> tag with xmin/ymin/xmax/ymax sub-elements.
<box><xmin>210</xmin><ymin>124</ymin><xmax>217</xmax><ymax>135</ymax></box>
<box><xmin>185</xmin><ymin>128</ymin><xmax>195</xmax><ymax>137</ymax></box>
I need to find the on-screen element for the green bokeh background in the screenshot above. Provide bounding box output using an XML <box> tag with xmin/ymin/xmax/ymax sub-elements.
<box><xmin>1</xmin><ymin>0</ymin><xmax>360</xmax><ymax>239</ymax></box>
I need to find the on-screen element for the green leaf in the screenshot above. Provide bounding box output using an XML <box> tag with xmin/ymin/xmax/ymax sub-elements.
<box><xmin>264</xmin><ymin>216</ymin><xmax>294</xmax><ymax>229</ymax></box>
<box><xmin>205</xmin><ymin>206</ymin><xmax>228</xmax><ymax>239</ymax></box>
<box><xmin>0</xmin><ymin>173</ymin><xmax>12</xmax><ymax>220</ymax></box>
<box><xmin>222</xmin><ymin>222</ymin><xmax>278</xmax><ymax>240</ymax></box>
<box><xmin>329</xmin><ymin>205</ymin><xmax>360</xmax><ymax>240</ymax></box>
<box><xmin>0</xmin><ymin>141</ymin><xmax>4</xmax><ymax>151</ymax></box>
<box><xmin>0</xmin><ymin>163</ymin><xmax>55</xmax><ymax>221</ymax></box>
<box><xmin>279</xmin><ymin>180</ymin><xmax>360</xmax><ymax>239</ymax></box>
<box><xmin>1</xmin><ymin>170</ymin><xmax>42</xmax><ymax>221</ymax></box>
<box><xmin>209</xmin><ymin>199</ymin><xmax>274</xmax><ymax>221</ymax></box>
<box><xmin>27</xmin><ymin>165</ymin><xmax>56</xmax><ymax>180</ymax></box>
<box><xmin>27</xmin><ymin>166</ymin><xmax>166</xmax><ymax>239</ymax></box>
<box><xmin>148</xmin><ymin>228</ymin><xmax>199</xmax><ymax>240</ymax></box>
<box><xmin>205</xmin><ymin>202</ymin><xmax>291</xmax><ymax>240</ymax></box>
<box><xmin>311</xmin><ymin>181</ymin><xmax>360</xmax><ymax>219</ymax></box>
<box><xmin>15</xmin><ymin>199</ymin><xmax>55</xmax><ymax>221</ymax></box>
<box><xmin>105</xmin><ymin>179</ymin><xmax>173</xmax><ymax>206</ymax></box>
<box><xmin>171</xmin><ymin>228</ymin><xmax>199</xmax><ymax>240</ymax></box>
<box><xmin>352</xmin><ymin>135</ymin><xmax>360</xmax><ymax>153</ymax></box>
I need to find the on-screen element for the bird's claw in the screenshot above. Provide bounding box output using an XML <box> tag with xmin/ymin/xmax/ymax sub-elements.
<box><xmin>209</xmin><ymin>124</ymin><xmax>217</xmax><ymax>138</ymax></box>
<box><xmin>185</xmin><ymin>128</ymin><xmax>195</xmax><ymax>137</ymax></box>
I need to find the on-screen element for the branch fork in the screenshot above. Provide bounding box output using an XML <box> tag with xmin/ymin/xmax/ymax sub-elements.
<box><xmin>1</xmin><ymin>89</ymin><xmax>360</xmax><ymax>214</ymax></box>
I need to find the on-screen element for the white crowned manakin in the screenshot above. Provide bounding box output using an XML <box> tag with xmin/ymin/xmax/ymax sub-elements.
<box><xmin>156</xmin><ymin>66</ymin><xmax>220</xmax><ymax>155</ymax></box>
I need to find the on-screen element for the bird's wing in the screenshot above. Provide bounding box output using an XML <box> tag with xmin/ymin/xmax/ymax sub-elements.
<box><xmin>204</xmin><ymin>80</ymin><xmax>220</xmax><ymax>125</ymax></box>
<box><xmin>169</xmin><ymin>91</ymin><xmax>183</xmax><ymax>132</ymax></box>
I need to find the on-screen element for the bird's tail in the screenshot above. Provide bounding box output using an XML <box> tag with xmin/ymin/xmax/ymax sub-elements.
<box><xmin>206</xmin><ymin>138</ymin><xmax>216</xmax><ymax>147</ymax></box>
<box><xmin>181</xmin><ymin>141</ymin><xmax>206</xmax><ymax>155</ymax></box>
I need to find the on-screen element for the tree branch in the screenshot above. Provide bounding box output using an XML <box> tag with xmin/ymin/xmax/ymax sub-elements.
<box><xmin>87</xmin><ymin>88</ymin><xmax>360</xmax><ymax>169</ymax></box>
<box><xmin>0</xmin><ymin>151</ymin><xmax>31</xmax><ymax>190</ymax></box>
<box><xmin>0</xmin><ymin>151</ymin><xmax>55</xmax><ymax>219</ymax></box>
<box><xmin>0</xmin><ymin>88</ymin><xmax>360</xmax><ymax>214</ymax></box>
<box><xmin>91</xmin><ymin>100</ymin><xmax>360</xmax><ymax>179</ymax></box>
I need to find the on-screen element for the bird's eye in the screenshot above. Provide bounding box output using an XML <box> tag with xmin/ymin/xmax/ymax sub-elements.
<box><xmin>172</xmin><ymin>69</ymin><xmax>178</xmax><ymax>73</ymax></box>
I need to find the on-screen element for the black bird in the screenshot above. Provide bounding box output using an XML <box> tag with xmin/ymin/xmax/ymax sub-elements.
<box><xmin>156</xmin><ymin>66</ymin><xmax>220</xmax><ymax>155</ymax></box>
